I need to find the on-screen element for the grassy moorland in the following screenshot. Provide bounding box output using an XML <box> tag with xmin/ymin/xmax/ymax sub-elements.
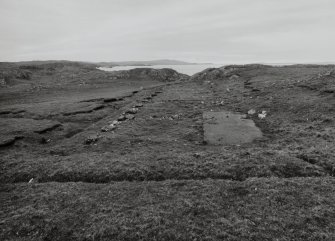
<box><xmin>1</xmin><ymin>61</ymin><xmax>335</xmax><ymax>240</ymax></box>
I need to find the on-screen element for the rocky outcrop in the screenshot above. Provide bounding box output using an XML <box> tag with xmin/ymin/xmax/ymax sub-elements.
<box><xmin>108</xmin><ymin>68</ymin><xmax>189</xmax><ymax>82</ymax></box>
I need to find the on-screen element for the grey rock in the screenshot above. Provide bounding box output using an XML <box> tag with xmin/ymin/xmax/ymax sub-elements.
<box><xmin>118</xmin><ymin>115</ymin><xmax>127</xmax><ymax>121</ymax></box>
<box><xmin>125</xmin><ymin>108</ymin><xmax>138</xmax><ymax>114</ymax></box>
<box><xmin>125</xmin><ymin>114</ymin><xmax>135</xmax><ymax>120</ymax></box>
<box><xmin>85</xmin><ymin>135</ymin><xmax>99</xmax><ymax>144</ymax></box>
<box><xmin>134</xmin><ymin>103</ymin><xmax>143</xmax><ymax>108</ymax></box>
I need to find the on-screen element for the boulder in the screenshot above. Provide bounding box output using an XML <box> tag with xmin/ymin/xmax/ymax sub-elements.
<box><xmin>125</xmin><ymin>108</ymin><xmax>138</xmax><ymax>114</ymax></box>
<box><xmin>85</xmin><ymin>135</ymin><xmax>99</xmax><ymax>144</ymax></box>
<box><xmin>125</xmin><ymin>114</ymin><xmax>135</xmax><ymax>120</ymax></box>
<box><xmin>134</xmin><ymin>103</ymin><xmax>143</xmax><ymax>108</ymax></box>
<box><xmin>101</xmin><ymin>125</ymin><xmax>116</xmax><ymax>132</ymax></box>
<box><xmin>117</xmin><ymin>115</ymin><xmax>127</xmax><ymax>121</ymax></box>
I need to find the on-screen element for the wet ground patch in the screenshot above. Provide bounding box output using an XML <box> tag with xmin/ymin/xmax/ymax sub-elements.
<box><xmin>203</xmin><ymin>111</ymin><xmax>263</xmax><ymax>145</ymax></box>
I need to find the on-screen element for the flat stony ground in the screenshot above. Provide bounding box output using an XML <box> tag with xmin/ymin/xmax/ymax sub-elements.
<box><xmin>1</xmin><ymin>63</ymin><xmax>335</xmax><ymax>240</ymax></box>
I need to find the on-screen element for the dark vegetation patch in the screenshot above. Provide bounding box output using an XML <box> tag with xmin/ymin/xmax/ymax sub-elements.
<box><xmin>34</xmin><ymin>123</ymin><xmax>62</xmax><ymax>134</ymax></box>
<box><xmin>62</xmin><ymin>104</ymin><xmax>105</xmax><ymax>116</ymax></box>
<box><xmin>0</xmin><ymin>118</ymin><xmax>62</xmax><ymax>137</ymax></box>
<box><xmin>103</xmin><ymin>97</ymin><xmax>123</xmax><ymax>103</ymax></box>
<box><xmin>0</xmin><ymin>109</ymin><xmax>25</xmax><ymax>115</ymax></box>
<box><xmin>64</xmin><ymin>127</ymin><xmax>85</xmax><ymax>139</ymax></box>
<box><xmin>0</xmin><ymin>135</ymin><xmax>23</xmax><ymax>147</ymax></box>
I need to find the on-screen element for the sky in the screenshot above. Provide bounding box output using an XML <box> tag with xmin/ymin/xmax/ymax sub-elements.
<box><xmin>1</xmin><ymin>0</ymin><xmax>334</xmax><ymax>64</ymax></box>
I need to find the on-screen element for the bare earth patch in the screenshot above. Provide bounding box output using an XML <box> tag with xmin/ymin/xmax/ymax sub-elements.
<box><xmin>203</xmin><ymin>111</ymin><xmax>262</xmax><ymax>145</ymax></box>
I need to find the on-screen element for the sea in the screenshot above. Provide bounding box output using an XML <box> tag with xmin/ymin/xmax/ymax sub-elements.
<box><xmin>98</xmin><ymin>62</ymin><xmax>334</xmax><ymax>76</ymax></box>
<box><xmin>98</xmin><ymin>64</ymin><xmax>224</xmax><ymax>76</ymax></box>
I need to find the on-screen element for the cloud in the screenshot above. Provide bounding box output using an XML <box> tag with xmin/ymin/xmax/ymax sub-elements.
<box><xmin>0</xmin><ymin>0</ymin><xmax>334</xmax><ymax>63</ymax></box>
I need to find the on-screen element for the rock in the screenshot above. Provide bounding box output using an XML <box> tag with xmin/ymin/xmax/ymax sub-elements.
<box><xmin>125</xmin><ymin>114</ymin><xmax>135</xmax><ymax>120</ymax></box>
<box><xmin>229</xmin><ymin>75</ymin><xmax>239</xmax><ymax>80</ymax></box>
<box><xmin>248</xmin><ymin>109</ymin><xmax>256</xmax><ymax>115</ymax></box>
<box><xmin>125</xmin><ymin>108</ymin><xmax>138</xmax><ymax>114</ymax></box>
<box><xmin>258</xmin><ymin>110</ymin><xmax>267</xmax><ymax>119</ymax></box>
<box><xmin>109</xmin><ymin>120</ymin><xmax>120</xmax><ymax>125</ymax></box>
<box><xmin>172</xmin><ymin>114</ymin><xmax>181</xmax><ymax>119</ymax></box>
<box><xmin>101</xmin><ymin>126</ymin><xmax>109</xmax><ymax>132</ymax></box>
<box><xmin>85</xmin><ymin>135</ymin><xmax>99</xmax><ymax>144</ymax></box>
<box><xmin>134</xmin><ymin>103</ymin><xmax>143</xmax><ymax>108</ymax></box>
<box><xmin>101</xmin><ymin>125</ymin><xmax>116</xmax><ymax>132</ymax></box>
<box><xmin>40</xmin><ymin>137</ymin><xmax>51</xmax><ymax>144</ymax></box>
<box><xmin>118</xmin><ymin>115</ymin><xmax>127</xmax><ymax>121</ymax></box>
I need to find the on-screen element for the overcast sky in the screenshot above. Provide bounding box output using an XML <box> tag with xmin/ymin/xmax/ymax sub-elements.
<box><xmin>1</xmin><ymin>0</ymin><xmax>334</xmax><ymax>63</ymax></box>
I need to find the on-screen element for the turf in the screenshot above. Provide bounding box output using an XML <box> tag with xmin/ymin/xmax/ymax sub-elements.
<box><xmin>1</xmin><ymin>62</ymin><xmax>335</xmax><ymax>240</ymax></box>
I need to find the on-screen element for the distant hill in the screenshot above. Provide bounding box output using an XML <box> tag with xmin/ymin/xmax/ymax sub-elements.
<box><xmin>98</xmin><ymin>59</ymin><xmax>204</xmax><ymax>67</ymax></box>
